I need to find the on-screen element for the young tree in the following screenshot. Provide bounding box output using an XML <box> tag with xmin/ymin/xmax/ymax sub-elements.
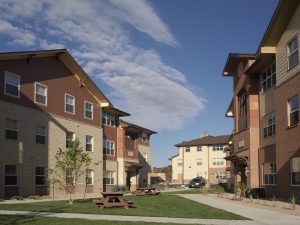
<box><xmin>52</xmin><ymin>138</ymin><xmax>92</xmax><ymax>204</ymax></box>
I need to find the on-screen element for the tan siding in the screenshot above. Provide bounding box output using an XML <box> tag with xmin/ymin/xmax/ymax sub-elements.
<box><xmin>276</xmin><ymin>5</ymin><xmax>300</xmax><ymax>86</ymax></box>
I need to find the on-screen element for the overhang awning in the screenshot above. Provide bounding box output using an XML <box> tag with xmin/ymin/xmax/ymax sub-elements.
<box><xmin>224</xmin><ymin>154</ymin><xmax>248</xmax><ymax>165</ymax></box>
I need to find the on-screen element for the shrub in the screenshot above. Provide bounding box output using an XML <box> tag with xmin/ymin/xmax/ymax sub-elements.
<box><xmin>216</xmin><ymin>185</ymin><xmax>225</xmax><ymax>197</ymax></box>
<box><xmin>290</xmin><ymin>195</ymin><xmax>296</xmax><ymax>210</ymax></box>
<box><xmin>10</xmin><ymin>195</ymin><xmax>24</xmax><ymax>200</ymax></box>
<box><xmin>27</xmin><ymin>195</ymin><xmax>42</xmax><ymax>200</ymax></box>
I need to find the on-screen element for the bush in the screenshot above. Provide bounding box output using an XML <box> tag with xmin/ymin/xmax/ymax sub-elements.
<box><xmin>27</xmin><ymin>195</ymin><xmax>42</xmax><ymax>200</ymax></box>
<box><xmin>10</xmin><ymin>195</ymin><xmax>24</xmax><ymax>200</ymax></box>
<box><xmin>0</xmin><ymin>199</ymin><xmax>4</xmax><ymax>202</ymax></box>
<box><xmin>216</xmin><ymin>185</ymin><xmax>225</xmax><ymax>197</ymax></box>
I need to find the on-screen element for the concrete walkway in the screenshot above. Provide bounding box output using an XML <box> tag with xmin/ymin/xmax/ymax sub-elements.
<box><xmin>0</xmin><ymin>210</ymin><xmax>258</xmax><ymax>225</ymax></box>
<box><xmin>179</xmin><ymin>194</ymin><xmax>300</xmax><ymax>225</ymax></box>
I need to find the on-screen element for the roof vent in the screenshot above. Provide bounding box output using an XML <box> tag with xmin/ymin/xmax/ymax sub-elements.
<box><xmin>200</xmin><ymin>131</ymin><xmax>209</xmax><ymax>138</ymax></box>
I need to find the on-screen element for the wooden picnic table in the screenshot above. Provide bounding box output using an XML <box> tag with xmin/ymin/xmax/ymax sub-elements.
<box><xmin>94</xmin><ymin>192</ymin><xmax>133</xmax><ymax>209</ymax></box>
<box><xmin>134</xmin><ymin>187</ymin><xmax>160</xmax><ymax>196</ymax></box>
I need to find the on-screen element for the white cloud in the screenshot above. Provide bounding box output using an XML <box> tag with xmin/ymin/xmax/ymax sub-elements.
<box><xmin>0</xmin><ymin>0</ymin><xmax>205</xmax><ymax>131</ymax></box>
<box><xmin>0</xmin><ymin>20</ymin><xmax>36</xmax><ymax>46</ymax></box>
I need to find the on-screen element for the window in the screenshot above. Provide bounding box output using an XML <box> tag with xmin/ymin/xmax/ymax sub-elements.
<box><xmin>128</xmin><ymin>151</ymin><xmax>134</xmax><ymax>157</ymax></box>
<box><xmin>103</xmin><ymin>140</ymin><xmax>115</xmax><ymax>156</ymax></box>
<box><xmin>5</xmin><ymin>119</ymin><xmax>19</xmax><ymax>140</ymax></box>
<box><xmin>66</xmin><ymin>132</ymin><xmax>74</xmax><ymax>148</ymax></box>
<box><xmin>35</xmin><ymin>83</ymin><xmax>47</xmax><ymax>105</ymax></box>
<box><xmin>213</xmin><ymin>145</ymin><xmax>224</xmax><ymax>151</ymax></box>
<box><xmin>86</xmin><ymin>169</ymin><xmax>94</xmax><ymax>185</ymax></box>
<box><xmin>142</xmin><ymin>133</ymin><xmax>148</xmax><ymax>143</ymax></box>
<box><xmin>291</xmin><ymin>157</ymin><xmax>300</xmax><ymax>185</ymax></box>
<box><xmin>4</xmin><ymin>71</ymin><xmax>20</xmax><ymax>98</ymax></box>
<box><xmin>212</xmin><ymin>158</ymin><xmax>224</xmax><ymax>166</ymax></box>
<box><xmin>36</xmin><ymin>126</ymin><xmax>46</xmax><ymax>144</ymax></box>
<box><xmin>287</xmin><ymin>37</ymin><xmax>299</xmax><ymax>70</ymax></box>
<box><xmin>185</xmin><ymin>146</ymin><xmax>190</xmax><ymax>152</ymax></box>
<box><xmin>238</xmin><ymin>88</ymin><xmax>247</xmax><ymax>119</ymax></box>
<box><xmin>102</xmin><ymin>112</ymin><xmax>115</xmax><ymax>126</ymax></box>
<box><xmin>177</xmin><ymin>159</ymin><xmax>183</xmax><ymax>167</ymax></box>
<box><xmin>35</xmin><ymin>167</ymin><xmax>46</xmax><ymax>185</ymax></box>
<box><xmin>84</xmin><ymin>101</ymin><xmax>93</xmax><ymax>119</ymax></box>
<box><xmin>65</xmin><ymin>94</ymin><xmax>75</xmax><ymax>114</ymax></box>
<box><xmin>261</xmin><ymin>62</ymin><xmax>276</xmax><ymax>91</ymax></box>
<box><xmin>197</xmin><ymin>146</ymin><xmax>202</xmax><ymax>151</ymax></box>
<box><xmin>103</xmin><ymin>171</ymin><xmax>115</xmax><ymax>185</ymax></box>
<box><xmin>86</xmin><ymin>135</ymin><xmax>93</xmax><ymax>151</ymax></box>
<box><xmin>288</xmin><ymin>96</ymin><xmax>299</xmax><ymax>126</ymax></box>
<box><xmin>263</xmin><ymin>162</ymin><xmax>276</xmax><ymax>185</ymax></box>
<box><xmin>5</xmin><ymin>165</ymin><xmax>17</xmax><ymax>185</ymax></box>
<box><xmin>263</xmin><ymin>112</ymin><xmax>275</xmax><ymax>138</ymax></box>
<box><xmin>196</xmin><ymin>159</ymin><xmax>202</xmax><ymax>166</ymax></box>
<box><xmin>215</xmin><ymin>171</ymin><xmax>226</xmax><ymax>180</ymax></box>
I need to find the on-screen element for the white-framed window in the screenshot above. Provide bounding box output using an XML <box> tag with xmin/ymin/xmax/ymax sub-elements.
<box><xmin>215</xmin><ymin>171</ymin><xmax>226</xmax><ymax>180</ymax></box>
<box><xmin>66</xmin><ymin>132</ymin><xmax>75</xmax><ymax>148</ymax></box>
<box><xmin>287</xmin><ymin>36</ymin><xmax>298</xmax><ymax>70</ymax></box>
<box><xmin>213</xmin><ymin>145</ymin><xmax>224</xmax><ymax>151</ymax></box>
<box><xmin>5</xmin><ymin>165</ymin><xmax>18</xmax><ymax>186</ymax></box>
<box><xmin>35</xmin><ymin>167</ymin><xmax>46</xmax><ymax>186</ymax></box>
<box><xmin>86</xmin><ymin>135</ymin><xmax>93</xmax><ymax>151</ymax></box>
<box><xmin>263</xmin><ymin>112</ymin><xmax>275</xmax><ymax>138</ymax></box>
<box><xmin>84</xmin><ymin>101</ymin><xmax>93</xmax><ymax>119</ymax></box>
<box><xmin>197</xmin><ymin>145</ymin><xmax>202</xmax><ymax>151</ymax></box>
<box><xmin>86</xmin><ymin>169</ymin><xmax>94</xmax><ymax>185</ymax></box>
<box><xmin>103</xmin><ymin>171</ymin><xmax>116</xmax><ymax>185</ymax></box>
<box><xmin>263</xmin><ymin>162</ymin><xmax>276</xmax><ymax>185</ymax></box>
<box><xmin>4</xmin><ymin>71</ymin><xmax>20</xmax><ymax>98</ymax></box>
<box><xmin>5</xmin><ymin>119</ymin><xmax>19</xmax><ymax>140</ymax></box>
<box><xmin>65</xmin><ymin>94</ymin><xmax>75</xmax><ymax>114</ymax></box>
<box><xmin>196</xmin><ymin>159</ymin><xmax>202</xmax><ymax>166</ymax></box>
<box><xmin>142</xmin><ymin>133</ymin><xmax>148</xmax><ymax>143</ymax></box>
<box><xmin>288</xmin><ymin>96</ymin><xmax>299</xmax><ymax>126</ymax></box>
<box><xmin>212</xmin><ymin>158</ymin><xmax>224</xmax><ymax>166</ymax></box>
<box><xmin>261</xmin><ymin>62</ymin><xmax>276</xmax><ymax>91</ymax></box>
<box><xmin>102</xmin><ymin>112</ymin><xmax>115</xmax><ymax>126</ymax></box>
<box><xmin>291</xmin><ymin>157</ymin><xmax>300</xmax><ymax>185</ymax></box>
<box><xmin>34</xmin><ymin>82</ymin><xmax>47</xmax><ymax>105</ymax></box>
<box><xmin>177</xmin><ymin>159</ymin><xmax>183</xmax><ymax>167</ymax></box>
<box><xmin>185</xmin><ymin>146</ymin><xmax>190</xmax><ymax>152</ymax></box>
<box><xmin>36</xmin><ymin>126</ymin><xmax>46</xmax><ymax>144</ymax></box>
<box><xmin>103</xmin><ymin>140</ymin><xmax>115</xmax><ymax>156</ymax></box>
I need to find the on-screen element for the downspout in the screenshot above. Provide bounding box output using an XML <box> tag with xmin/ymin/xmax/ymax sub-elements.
<box><xmin>182</xmin><ymin>147</ymin><xmax>185</xmax><ymax>185</ymax></box>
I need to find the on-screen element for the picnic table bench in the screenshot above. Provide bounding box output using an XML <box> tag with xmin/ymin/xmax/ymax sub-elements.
<box><xmin>134</xmin><ymin>187</ymin><xmax>160</xmax><ymax>196</ymax></box>
<box><xmin>94</xmin><ymin>192</ymin><xmax>134</xmax><ymax>209</ymax></box>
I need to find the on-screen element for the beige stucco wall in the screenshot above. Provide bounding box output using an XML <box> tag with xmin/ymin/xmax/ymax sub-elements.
<box><xmin>171</xmin><ymin>145</ymin><xmax>226</xmax><ymax>184</ymax></box>
<box><xmin>0</xmin><ymin>100</ymin><xmax>103</xmax><ymax>198</ymax></box>
<box><xmin>138</xmin><ymin>144</ymin><xmax>151</xmax><ymax>186</ymax></box>
<box><xmin>276</xmin><ymin>4</ymin><xmax>300</xmax><ymax>86</ymax></box>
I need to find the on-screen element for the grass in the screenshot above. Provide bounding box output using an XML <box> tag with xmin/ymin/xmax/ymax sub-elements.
<box><xmin>0</xmin><ymin>194</ymin><xmax>246</xmax><ymax>220</ymax></box>
<box><xmin>165</xmin><ymin>188</ymin><xmax>213</xmax><ymax>195</ymax></box>
<box><xmin>0</xmin><ymin>215</ymin><xmax>201</xmax><ymax>225</ymax></box>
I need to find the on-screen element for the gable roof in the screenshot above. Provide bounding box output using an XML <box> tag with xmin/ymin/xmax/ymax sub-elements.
<box><xmin>257</xmin><ymin>0</ymin><xmax>299</xmax><ymax>55</ymax></box>
<box><xmin>175</xmin><ymin>135</ymin><xmax>230</xmax><ymax>147</ymax></box>
<box><xmin>0</xmin><ymin>49</ymin><xmax>111</xmax><ymax>107</ymax></box>
<box><xmin>222</xmin><ymin>53</ymin><xmax>255</xmax><ymax>76</ymax></box>
<box><xmin>168</xmin><ymin>154</ymin><xmax>179</xmax><ymax>161</ymax></box>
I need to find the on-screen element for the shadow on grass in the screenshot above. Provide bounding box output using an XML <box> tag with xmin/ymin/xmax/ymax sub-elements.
<box><xmin>0</xmin><ymin>215</ymin><xmax>35</xmax><ymax>225</ymax></box>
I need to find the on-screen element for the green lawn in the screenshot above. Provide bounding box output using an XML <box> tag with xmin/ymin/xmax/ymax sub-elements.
<box><xmin>0</xmin><ymin>215</ymin><xmax>200</xmax><ymax>225</ymax></box>
<box><xmin>0</xmin><ymin>194</ymin><xmax>246</xmax><ymax>220</ymax></box>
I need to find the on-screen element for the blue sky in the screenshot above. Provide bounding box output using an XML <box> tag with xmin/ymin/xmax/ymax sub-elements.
<box><xmin>0</xmin><ymin>0</ymin><xmax>278</xmax><ymax>167</ymax></box>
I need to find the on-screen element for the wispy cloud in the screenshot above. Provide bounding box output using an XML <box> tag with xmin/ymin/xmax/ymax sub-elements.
<box><xmin>0</xmin><ymin>0</ymin><xmax>205</xmax><ymax>130</ymax></box>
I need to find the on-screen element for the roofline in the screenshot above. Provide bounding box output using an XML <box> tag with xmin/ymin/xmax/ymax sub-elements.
<box><xmin>222</xmin><ymin>53</ymin><xmax>256</xmax><ymax>76</ymax></box>
<box><xmin>168</xmin><ymin>154</ymin><xmax>179</xmax><ymax>160</ymax></box>
<box><xmin>174</xmin><ymin>135</ymin><xmax>231</xmax><ymax>147</ymax></box>
<box><xmin>225</xmin><ymin>98</ymin><xmax>234</xmax><ymax>118</ymax></box>
<box><xmin>119</xmin><ymin>120</ymin><xmax>157</xmax><ymax>135</ymax></box>
<box><xmin>0</xmin><ymin>49</ymin><xmax>112</xmax><ymax>107</ymax></box>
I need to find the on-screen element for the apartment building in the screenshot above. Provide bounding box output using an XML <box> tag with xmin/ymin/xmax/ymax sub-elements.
<box><xmin>0</xmin><ymin>49</ymin><xmax>110</xmax><ymax>199</ymax></box>
<box><xmin>102</xmin><ymin>115</ymin><xmax>156</xmax><ymax>192</ymax></box>
<box><xmin>223</xmin><ymin>54</ymin><xmax>260</xmax><ymax>189</ymax></box>
<box><xmin>170</xmin><ymin>134</ymin><xmax>230</xmax><ymax>184</ymax></box>
<box><xmin>223</xmin><ymin>0</ymin><xmax>300</xmax><ymax>199</ymax></box>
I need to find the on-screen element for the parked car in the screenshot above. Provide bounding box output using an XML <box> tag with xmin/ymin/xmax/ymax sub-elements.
<box><xmin>188</xmin><ymin>177</ymin><xmax>206</xmax><ymax>188</ymax></box>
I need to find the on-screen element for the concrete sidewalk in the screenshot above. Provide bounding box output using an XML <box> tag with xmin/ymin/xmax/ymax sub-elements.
<box><xmin>179</xmin><ymin>194</ymin><xmax>300</xmax><ymax>225</ymax></box>
<box><xmin>0</xmin><ymin>210</ymin><xmax>258</xmax><ymax>225</ymax></box>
